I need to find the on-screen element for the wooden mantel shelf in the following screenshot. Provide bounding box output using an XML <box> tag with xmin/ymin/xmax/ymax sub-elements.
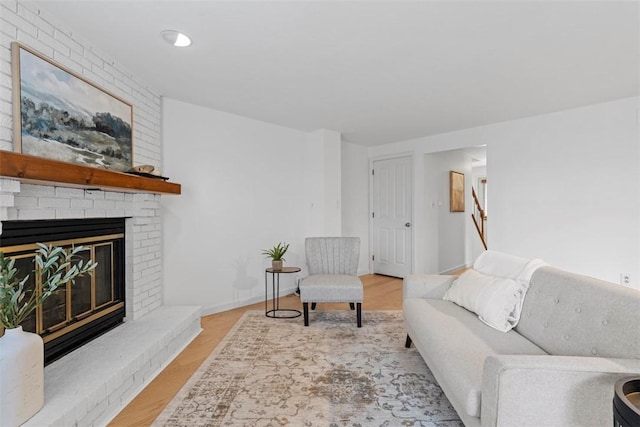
<box><xmin>0</xmin><ymin>150</ymin><xmax>181</xmax><ymax>195</ymax></box>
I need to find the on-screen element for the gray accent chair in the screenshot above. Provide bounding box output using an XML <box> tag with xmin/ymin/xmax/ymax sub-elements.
<box><xmin>300</xmin><ymin>237</ymin><xmax>363</xmax><ymax>327</ymax></box>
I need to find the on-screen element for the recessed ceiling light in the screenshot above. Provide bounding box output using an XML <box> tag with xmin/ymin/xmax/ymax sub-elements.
<box><xmin>161</xmin><ymin>30</ymin><xmax>192</xmax><ymax>47</ymax></box>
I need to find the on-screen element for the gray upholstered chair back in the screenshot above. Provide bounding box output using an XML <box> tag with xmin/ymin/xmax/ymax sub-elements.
<box><xmin>305</xmin><ymin>237</ymin><xmax>360</xmax><ymax>276</ymax></box>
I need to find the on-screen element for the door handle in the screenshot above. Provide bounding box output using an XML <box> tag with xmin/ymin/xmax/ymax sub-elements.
<box><xmin>405</xmin><ymin>222</ymin><xmax>411</xmax><ymax>227</ymax></box>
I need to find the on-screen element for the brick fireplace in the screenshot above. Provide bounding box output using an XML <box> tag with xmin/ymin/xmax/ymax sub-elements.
<box><xmin>0</xmin><ymin>178</ymin><xmax>201</xmax><ymax>426</ymax></box>
<box><xmin>0</xmin><ymin>179</ymin><xmax>163</xmax><ymax>321</ymax></box>
<box><xmin>0</xmin><ymin>217</ymin><xmax>127</xmax><ymax>364</ymax></box>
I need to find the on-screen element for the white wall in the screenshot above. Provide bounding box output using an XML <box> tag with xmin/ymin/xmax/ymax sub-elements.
<box><xmin>423</xmin><ymin>150</ymin><xmax>473</xmax><ymax>274</ymax></box>
<box><xmin>161</xmin><ymin>98</ymin><xmax>328</xmax><ymax>314</ymax></box>
<box><xmin>341</xmin><ymin>141</ymin><xmax>370</xmax><ymax>275</ymax></box>
<box><xmin>488</xmin><ymin>98</ymin><xmax>639</xmax><ymax>286</ymax></box>
<box><xmin>370</xmin><ymin>97</ymin><xmax>639</xmax><ymax>287</ymax></box>
<box><xmin>308</xmin><ymin>129</ymin><xmax>342</xmax><ymax>236</ymax></box>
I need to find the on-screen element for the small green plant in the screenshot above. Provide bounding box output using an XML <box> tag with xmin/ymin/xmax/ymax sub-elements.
<box><xmin>0</xmin><ymin>243</ymin><xmax>97</xmax><ymax>329</ymax></box>
<box><xmin>261</xmin><ymin>242</ymin><xmax>289</xmax><ymax>261</ymax></box>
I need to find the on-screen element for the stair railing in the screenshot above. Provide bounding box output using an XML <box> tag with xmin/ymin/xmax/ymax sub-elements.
<box><xmin>471</xmin><ymin>187</ymin><xmax>488</xmax><ymax>250</ymax></box>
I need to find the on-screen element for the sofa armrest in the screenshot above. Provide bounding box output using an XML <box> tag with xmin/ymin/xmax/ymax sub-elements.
<box><xmin>481</xmin><ymin>355</ymin><xmax>640</xmax><ymax>427</ymax></box>
<box><xmin>403</xmin><ymin>274</ymin><xmax>456</xmax><ymax>300</ymax></box>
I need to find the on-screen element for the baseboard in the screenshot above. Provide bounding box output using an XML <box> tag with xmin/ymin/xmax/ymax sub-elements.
<box><xmin>200</xmin><ymin>286</ymin><xmax>299</xmax><ymax>317</ymax></box>
<box><xmin>439</xmin><ymin>263</ymin><xmax>470</xmax><ymax>275</ymax></box>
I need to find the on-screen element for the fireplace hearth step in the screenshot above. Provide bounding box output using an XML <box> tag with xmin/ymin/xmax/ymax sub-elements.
<box><xmin>23</xmin><ymin>305</ymin><xmax>202</xmax><ymax>427</ymax></box>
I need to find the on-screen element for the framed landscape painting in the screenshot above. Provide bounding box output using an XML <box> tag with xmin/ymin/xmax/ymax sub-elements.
<box><xmin>11</xmin><ymin>43</ymin><xmax>133</xmax><ymax>172</ymax></box>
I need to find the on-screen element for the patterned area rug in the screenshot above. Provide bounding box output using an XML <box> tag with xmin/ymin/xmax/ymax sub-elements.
<box><xmin>152</xmin><ymin>310</ymin><xmax>462</xmax><ymax>427</ymax></box>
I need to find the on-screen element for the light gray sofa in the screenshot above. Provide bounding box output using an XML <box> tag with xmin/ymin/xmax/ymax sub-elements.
<box><xmin>403</xmin><ymin>266</ymin><xmax>640</xmax><ymax>427</ymax></box>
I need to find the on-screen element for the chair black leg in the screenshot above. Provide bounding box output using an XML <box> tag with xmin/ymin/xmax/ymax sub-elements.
<box><xmin>349</xmin><ymin>303</ymin><xmax>355</xmax><ymax>310</ymax></box>
<box><xmin>405</xmin><ymin>335</ymin><xmax>412</xmax><ymax>348</ymax></box>
<box><xmin>311</xmin><ymin>302</ymin><xmax>317</xmax><ymax>310</ymax></box>
<box><xmin>303</xmin><ymin>302</ymin><xmax>309</xmax><ymax>326</ymax></box>
<box><xmin>356</xmin><ymin>303</ymin><xmax>362</xmax><ymax>327</ymax></box>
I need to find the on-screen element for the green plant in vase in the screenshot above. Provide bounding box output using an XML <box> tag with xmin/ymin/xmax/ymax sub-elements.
<box><xmin>0</xmin><ymin>243</ymin><xmax>97</xmax><ymax>329</ymax></box>
<box><xmin>0</xmin><ymin>243</ymin><xmax>97</xmax><ymax>427</ymax></box>
<box><xmin>262</xmin><ymin>242</ymin><xmax>289</xmax><ymax>271</ymax></box>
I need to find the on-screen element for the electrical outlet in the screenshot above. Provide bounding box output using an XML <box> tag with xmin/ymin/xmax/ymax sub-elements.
<box><xmin>620</xmin><ymin>273</ymin><xmax>631</xmax><ymax>286</ymax></box>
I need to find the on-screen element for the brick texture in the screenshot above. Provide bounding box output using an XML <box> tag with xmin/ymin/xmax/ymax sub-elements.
<box><xmin>0</xmin><ymin>3</ymin><xmax>164</xmax><ymax>320</ymax></box>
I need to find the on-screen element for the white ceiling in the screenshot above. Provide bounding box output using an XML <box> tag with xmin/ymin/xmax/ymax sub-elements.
<box><xmin>27</xmin><ymin>1</ymin><xmax>639</xmax><ymax>147</ymax></box>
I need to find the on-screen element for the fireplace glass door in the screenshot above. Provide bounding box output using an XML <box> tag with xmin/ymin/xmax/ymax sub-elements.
<box><xmin>0</xmin><ymin>218</ymin><xmax>126</xmax><ymax>363</ymax></box>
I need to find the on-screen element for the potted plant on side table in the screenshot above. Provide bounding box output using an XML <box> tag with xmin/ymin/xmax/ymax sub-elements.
<box><xmin>262</xmin><ymin>242</ymin><xmax>289</xmax><ymax>271</ymax></box>
<box><xmin>0</xmin><ymin>244</ymin><xmax>97</xmax><ymax>427</ymax></box>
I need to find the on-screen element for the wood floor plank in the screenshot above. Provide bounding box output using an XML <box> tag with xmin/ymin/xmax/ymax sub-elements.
<box><xmin>108</xmin><ymin>274</ymin><xmax>402</xmax><ymax>426</ymax></box>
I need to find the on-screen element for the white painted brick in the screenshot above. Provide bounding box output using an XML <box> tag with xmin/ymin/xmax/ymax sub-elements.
<box><xmin>20</xmin><ymin>184</ymin><xmax>54</xmax><ymax>196</ymax></box>
<box><xmin>140</xmin><ymin>238</ymin><xmax>160</xmax><ymax>248</ymax></box>
<box><xmin>0</xmin><ymin>85</ymin><xmax>10</xmax><ymax>103</ymax></box>
<box><xmin>2</xmin><ymin>8</ymin><xmax>37</xmax><ymax>37</ymax></box>
<box><xmin>78</xmin><ymin>398</ymin><xmax>108</xmax><ymax>427</ymax></box>
<box><xmin>15</xmin><ymin>31</ymin><xmax>53</xmax><ymax>58</ymax></box>
<box><xmin>70</xmin><ymin>198</ymin><xmax>93</xmax><ymax>209</ymax></box>
<box><xmin>83</xmin><ymin>189</ymin><xmax>105</xmax><ymax>200</ymax></box>
<box><xmin>0</xmin><ymin>99</ymin><xmax>11</xmax><ymax>115</ymax></box>
<box><xmin>84</xmin><ymin>208</ymin><xmax>106</xmax><ymax>217</ymax></box>
<box><xmin>80</xmin><ymin>68</ymin><xmax>109</xmax><ymax>89</ymax></box>
<box><xmin>0</xmin><ymin>68</ymin><xmax>10</xmax><ymax>86</ymax></box>
<box><xmin>105</xmin><ymin>209</ymin><xmax>126</xmax><ymax>217</ymax></box>
<box><xmin>18</xmin><ymin>208</ymin><xmax>55</xmax><ymax>220</ymax></box>
<box><xmin>113</xmin><ymin>78</ymin><xmax>132</xmax><ymax>95</ymax></box>
<box><xmin>53</xmin><ymin>28</ymin><xmax>83</xmax><ymax>55</ymax></box>
<box><xmin>55</xmin><ymin>209</ymin><xmax>85</xmax><ymax>219</ymax></box>
<box><xmin>104</xmin><ymin>192</ymin><xmax>125</xmax><ymax>201</ymax></box>
<box><xmin>52</xmin><ymin>51</ymin><xmax>83</xmax><ymax>75</ymax></box>
<box><xmin>90</xmin><ymin>62</ymin><xmax>114</xmax><ymax>83</ymax></box>
<box><xmin>0</xmin><ymin>192</ymin><xmax>14</xmax><ymax>206</ymax></box>
<box><xmin>0</xmin><ymin>17</ymin><xmax>18</xmax><ymax>39</ymax></box>
<box><xmin>0</xmin><ymin>110</ymin><xmax>11</xmax><ymax>127</ymax></box>
<box><xmin>93</xmin><ymin>199</ymin><xmax>115</xmax><ymax>210</ymax></box>
<box><xmin>13</xmin><ymin>195</ymin><xmax>36</xmax><ymax>207</ymax></box>
<box><xmin>83</xmin><ymin>48</ymin><xmax>103</xmax><ymax>68</ymax></box>
<box><xmin>0</xmin><ymin>178</ymin><xmax>20</xmax><ymax>193</ymax></box>
<box><xmin>39</xmin><ymin>196</ymin><xmax>71</xmax><ymax>208</ymax></box>
<box><xmin>38</xmin><ymin>30</ymin><xmax>71</xmax><ymax>57</ymax></box>
<box><xmin>1</xmin><ymin>1</ymin><xmax>164</xmax><ymax>336</ymax></box>
<box><xmin>55</xmin><ymin>187</ymin><xmax>85</xmax><ymax>198</ymax></box>
<box><xmin>0</xmin><ymin>0</ymin><xmax>18</xmax><ymax>13</ymax></box>
<box><xmin>69</xmin><ymin>49</ymin><xmax>92</xmax><ymax>69</ymax></box>
<box><xmin>0</xmin><ymin>43</ymin><xmax>11</xmax><ymax>60</ymax></box>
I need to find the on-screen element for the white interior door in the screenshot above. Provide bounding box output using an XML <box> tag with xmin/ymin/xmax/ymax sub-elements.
<box><xmin>372</xmin><ymin>156</ymin><xmax>412</xmax><ymax>277</ymax></box>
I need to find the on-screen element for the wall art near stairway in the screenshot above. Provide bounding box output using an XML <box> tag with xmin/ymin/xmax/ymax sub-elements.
<box><xmin>450</xmin><ymin>170</ymin><xmax>465</xmax><ymax>212</ymax></box>
<box><xmin>11</xmin><ymin>42</ymin><xmax>133</xmax><ymax>172</ymax></box>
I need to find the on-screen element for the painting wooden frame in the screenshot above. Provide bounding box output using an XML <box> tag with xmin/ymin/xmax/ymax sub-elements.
<box><xmin>11</xmin><ymin>42</ymin><xmax>133</xmax><ymax>172</ymax></box>
<box><xmin>450</xmin><ymin>170</ymin><xmax>465</xmax><ymax>212</ymax></box>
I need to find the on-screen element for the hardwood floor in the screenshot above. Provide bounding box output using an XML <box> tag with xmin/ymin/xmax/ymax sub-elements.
<box><xmin>108</xmin><ymin>274</ymin><xmax>403</xmax><ymax>426</ymax></box>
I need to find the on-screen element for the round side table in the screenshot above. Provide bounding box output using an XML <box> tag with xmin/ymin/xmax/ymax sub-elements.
<box><xmin>264</xmin><ymin>266</ymin><xmax>301</xmax><ymax>319</ymax></box>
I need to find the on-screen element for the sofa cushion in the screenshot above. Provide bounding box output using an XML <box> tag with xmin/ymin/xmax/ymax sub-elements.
<box><xmin>516</xmin><ymin>267</ymin><xmax>640</xmax><ymax>358</ymax></box>
<box><xmin>300</xmin><ymin>274</ymin><xmax>363</xmax><ymax>302</ymax></box>
<box><xmin>443</xmin><ymin>269</ymin><xmax>526</xmax><ymax>332</ymax></box>
<box><xmin>403</xmin><ymin>298</ymin><xmax>547</xmax><ymax>418</ymax></box>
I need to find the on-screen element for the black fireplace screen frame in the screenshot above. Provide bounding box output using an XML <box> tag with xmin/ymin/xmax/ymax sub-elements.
<box><xmin>0</xmin><ymin>218</ymin><xmax>126</xmax><ymax>364</ymax></box>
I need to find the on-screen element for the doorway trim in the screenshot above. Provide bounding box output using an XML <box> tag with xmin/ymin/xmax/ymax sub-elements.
<box><xmin>369</xmin><ymin>152</ymin><xmax>414</xmax><ymax>276</ymax></box>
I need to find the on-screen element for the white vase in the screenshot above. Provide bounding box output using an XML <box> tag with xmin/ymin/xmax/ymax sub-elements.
<box><xmin>0</xmin><ymin>326</ymin><xmax>44</xmax><ymax>426</ymax></box>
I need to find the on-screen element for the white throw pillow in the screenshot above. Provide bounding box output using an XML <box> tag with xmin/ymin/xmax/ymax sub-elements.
<box><xmin>443</xmin><ymin>269</ymin><xmax>528</xmax><ymax>332</ymax></box>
